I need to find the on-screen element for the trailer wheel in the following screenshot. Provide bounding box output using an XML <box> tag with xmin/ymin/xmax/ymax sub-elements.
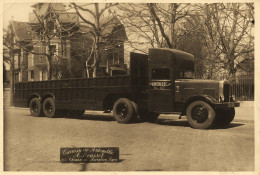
<box><xmin>113</xmin><ymin>98</ymin><xmax>136</xmax><ymax>123</ymax></box>
<box><xmin>186</xmin><ymin>101</ymin><xmax>216</xmax><ymax>129</ymax></box>
<box><xmin>139</xmin><ymin>110</ymin><xmax>159</xmax><ymax>122</ymax></box>
<box><xmin>29</xmin><ymin>98</ymin><xmax>43</xmax><ymax>117</ymax></box>
<box><xmin>69</xmin><ymin>110</ymin><xmax>85</xmax><ymax>118</ymax></box>
<box><xmin>43</xmin><ymin>98</ymin><xmax>56</xmax><ymax>118</ymax></box>
<box><xmin>214</xmin><ymin>108</ymin><xmax>235</xmax><ymax>127</ymax></box>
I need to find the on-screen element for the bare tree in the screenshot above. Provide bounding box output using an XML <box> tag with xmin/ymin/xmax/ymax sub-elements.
<box><xmin>29</xmin><ymin>3</ymin><xmax>80</xmax><ymax>80</ymax></box>
<box><xmin>116</xmin><ymin>3</ymin><xmax>191</xmax><ymax>53</ymax></box>
<box><xmin>3</xmin><ymin>23</ymin><xmax>15</xmax><ymax>105</ymax></box>
<box><xmin>71</xmin><ymin>3</ymin><xmax>125</xmax><ymax>77</ymax></box>
<box><xmin>203</xmin><ymin>3</ymin><xmax>254</xmax><ymax>82</ymax></box>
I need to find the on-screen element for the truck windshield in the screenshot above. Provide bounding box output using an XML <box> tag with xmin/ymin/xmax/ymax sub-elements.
<box><xmin>176</xmin><ymin>69</ymin><xmax>194</xmax><ymax>79</ymax></box>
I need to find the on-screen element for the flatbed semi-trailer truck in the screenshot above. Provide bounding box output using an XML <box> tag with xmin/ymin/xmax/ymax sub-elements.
<box><xmin>14</xmin><ymin>48</ymin><xmax>240</xmax><ymax>129</ymax></box>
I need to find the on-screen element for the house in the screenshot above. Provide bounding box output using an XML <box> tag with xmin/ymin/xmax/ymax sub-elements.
<box><xmin>29</xmin><ymin>3</ymin><xmax>82</xmax><ymax>80</ymax></box>
<box><xmin>9</xmin><ymin>21</ymin><xmax>33</xmax><ymax>83</ymax></box>
<box><xmin>10</xmin><ymin>3</ymin><xmax>128</xmax><ymax>82</ymax></box>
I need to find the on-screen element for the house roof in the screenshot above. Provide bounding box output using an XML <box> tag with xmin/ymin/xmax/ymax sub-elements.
<box><xmin>29</xmin><ymin>3</ymin><xmax>78</xmax><ymax>24</ymax></box>
<box><xmin>31</xmin><ymin>3</ymin><xmax>66</xmax><ymax>16</ymax></box>
<box><xmin>11</xmin><ymin>21</ymin><xmax>32</xmax><ymax>41</ymax></box>
<box><xmin>79</xmin><ymin>16</ymin><xmax>127</xmax><ymax>41</ymax></box>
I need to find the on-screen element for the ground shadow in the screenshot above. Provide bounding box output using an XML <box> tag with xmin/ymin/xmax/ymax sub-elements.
<box><xmin>154</xmin><ymin>118</ymin><xmax>245</xmax><ymax>129</ymax></box>
<box><xmin>57</xmin><ymin>114</ymin><xmax>115</xmax><ymax>122</ymax></box>
<box><xmin>154</xmin><ymin>119</ymin><xmax>190</xmax><ymax>127</ymax></box>
<box><xmin>211</xmin><ymin>123</ymin><xmax>245</xmax><ymax>130</ymax></box>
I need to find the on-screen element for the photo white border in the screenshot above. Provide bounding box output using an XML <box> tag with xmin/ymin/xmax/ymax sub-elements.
<box><xmin>0</xmin><ymin>0</ymin><xmax>258</xmax><ymax>175</ymax></box>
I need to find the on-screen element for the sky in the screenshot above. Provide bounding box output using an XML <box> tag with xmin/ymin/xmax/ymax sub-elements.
<box><xmin>3</xmin><ymin>3</ymin><xmax>34</xmax><ymax>28</ymax></box>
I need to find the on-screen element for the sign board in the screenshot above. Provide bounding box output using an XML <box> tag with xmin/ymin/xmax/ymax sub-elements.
<box><xmin>60</xmin><ymin>147</ymin><xmax>119</xmax><ymax>163</ymax></box>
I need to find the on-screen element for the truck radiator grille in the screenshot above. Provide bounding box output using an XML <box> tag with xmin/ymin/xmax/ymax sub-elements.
<box><xmin>224</xmin><ymin>83</ymin><xmax>230</xmax><ymax>102</ymax></box>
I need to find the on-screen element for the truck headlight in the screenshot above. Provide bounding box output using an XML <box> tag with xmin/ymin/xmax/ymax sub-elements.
<box><xmin>219</xmin><ymin>95</ymin><xmax>224</xmax><ymax>102</ymax></box>
<box><xmin>230</xmin><ymin>95</ymin><xmax>235</xmax><ymax>101</ymax></box>
<box><xmin>219</xmin><ymin>81</ymin><xmax>225</xmax><ymax>102</ymax></box>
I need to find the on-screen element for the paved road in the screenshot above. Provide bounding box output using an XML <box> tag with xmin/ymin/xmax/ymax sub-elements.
<box><xmin>4</xmin><ymin>105</ymin><xmax>254</xmax><ymax>171</ymax></box>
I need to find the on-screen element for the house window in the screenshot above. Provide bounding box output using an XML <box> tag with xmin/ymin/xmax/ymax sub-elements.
<box><xmin>32</xmin><ymin>54</ymin><xmax>34</xmax><ymax>66</ymax></box>
<box><xmin>39</xmin><ymin>70</ymin><xmax>42</xmax><ymax>81</ymax></box>
<box><xmin>19</xmin><ymin>72</ymin><xmax>22</xmax><ymax>82</ymax></box>
<box><xmin>113</xmin><ymin>51</ymin><xmax>119</xmax><ymax>64</ymax></box>
<box><xmin>50</xmin><ymin>43</ymin><xmax>59</xmax><ymax>60</ymax></box>
<box><xmin>29</xmin><ymin>70</ymin><xmax>34</xmax><ymax>81</ymax></box>
<box><xmin>43</xmin><ymin>71</ymin><xmax>47</xmax><ymax>80</ymax></box>
<box><xmin>14</xmin><ymin>54</ymin><xmax>19</xmax><ymax>69</ymax></box>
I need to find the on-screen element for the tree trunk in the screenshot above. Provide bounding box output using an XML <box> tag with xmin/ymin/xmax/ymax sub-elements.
<box><xmin>9</xmin><ymin>26</ymin><xmax>15</xmax><ymax>106</ymax></box>
<box><xmin>229</xmin><ymin>62</ymin><xmax>236</xmax><ymax>84</ymax></box>
<box><xmin>46</xmin><ymin>40</ymin><xmax>52</xmax><ymax>80</ymax></box>
<box><xmin>93</xmin><ymin>47</ymin><xmax>100</xmax><ymax>78</ymax></box>
<box><xmin>10</xmin><ymin>53</ymin><xmax>14</xmax><ymax>106</ymax></box>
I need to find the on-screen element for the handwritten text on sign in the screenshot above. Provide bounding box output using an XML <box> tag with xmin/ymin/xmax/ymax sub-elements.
<box><xmin>60</xmin><ymin>147</ymin><xmax>119</xmax><ymax>163</ymax></box>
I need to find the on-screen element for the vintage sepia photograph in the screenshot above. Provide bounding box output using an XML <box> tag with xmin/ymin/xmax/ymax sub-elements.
<box><xmin>1</xmin><ymin>0</ymin><xmax>257</xmax><ymax>173</ymax></box>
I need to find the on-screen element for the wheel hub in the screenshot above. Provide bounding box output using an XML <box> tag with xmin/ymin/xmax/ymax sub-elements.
<box><xmin>45</xmin><ymin>103</ymin><xmax>52</xmax><ymax>114</ymax></box>
<box><xmin>191</xmin><ymin>105</ymin><xmax>208</xmax><ymax>123</ymax></box>
<box><xmin>32</xmin><ymin>102</ymin><xmax>38</xmax><ymax>112</ymax></box>
<box><xmin>116</xmin><ymin>104</ymin><xmax>128</xmax><ymax>119</ymax></box>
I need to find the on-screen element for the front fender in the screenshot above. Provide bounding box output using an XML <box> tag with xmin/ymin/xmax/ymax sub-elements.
<box><xmin>182</xmin><ymin>95</ymin><xmax>218</xmax><ymax>115</ymax></box>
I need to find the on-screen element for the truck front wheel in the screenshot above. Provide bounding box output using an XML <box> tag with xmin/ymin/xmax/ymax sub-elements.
<box><xmin>29</xmin><ymin>98</ymin><xmax>43</xmax><ymax>117</ymax></box>
<box><xmin>43</xmin><ymin>98</ymin><xmax>56</xmax><ymax>118</ymax></box>
<box><xmin>113</xmin><ymin>98</ymin><xmax>136</xmax><ymax>123</ymax></box>
<box><xmin>186</xmin><ymin>101</ymin><xmax>216</xmax><ymax>129</ymax></box>
<box><xmin>214</xmin><ymin>108</ymin><xmax>235</xmax><ymax>127</ymax></box>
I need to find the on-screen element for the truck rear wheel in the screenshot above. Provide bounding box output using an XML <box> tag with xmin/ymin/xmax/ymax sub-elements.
<box><xmin>29</xmin><ymin>98</ymin><xmax>43</xmax><ymax>117</ymax></box>
<box><xmin>113</xmin><ymin>98</ymin><xmax>136</xmax><ymax>123</ymax></box>
<box><xmin>214</xmin><ymin>108</ymin><xmax>235</xmax><ymax>127</ymax></box>
<box><xmin>43</xmin><ymin>98</ymin><xmax>56</xmax><ymax>118</ymax></box>
<box><xmin>186</xmin><ymin>101</ymin><xmax>216</xmax><ymax>129</ymax></box>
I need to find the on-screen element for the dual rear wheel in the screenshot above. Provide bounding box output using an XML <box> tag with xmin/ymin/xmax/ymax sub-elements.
<box><xmin>29</xmin><ymin>97</ymin><xmax>85</xmax><ymax>118</ymax></box>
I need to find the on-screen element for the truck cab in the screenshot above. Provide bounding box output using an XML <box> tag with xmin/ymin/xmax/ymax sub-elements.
<box><xmin>145</xmin><ymin>48</ymin><xmax>240</xmax><ymax>129</ymax></box>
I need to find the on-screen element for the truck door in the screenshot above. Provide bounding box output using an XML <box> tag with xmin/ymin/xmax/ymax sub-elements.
<box><xmin>148</xmin><ymin>66</ymin><xmax>174</xmax><ymax>112</ymax></box>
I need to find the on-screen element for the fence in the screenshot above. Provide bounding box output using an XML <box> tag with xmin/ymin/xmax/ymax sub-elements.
<box><xmin>231</xmin><ymin>75</ymin><xmax>254</xmax><ymax>101</ymax></box>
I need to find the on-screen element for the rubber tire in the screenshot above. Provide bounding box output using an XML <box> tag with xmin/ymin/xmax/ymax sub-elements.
<box><xmin>139</xmin><ymin>111</ymin><xmax>159</xmax><ymax>122</ymax></box>
<box><xmin>29</xmin><ymin>98</ymin><xmax>43</xmax><ymax>117</ymax></box>
<box><xmin>43</xmin><ymin>98</ymin><xmax>56</xmax><ymax>118</ymax></box>
<box><xmin>68</xmin><ymin>110</ymin><xmax>85</xmax><ymax>117</ymax></box>
<box><xmin>186</xmin><ymin>101</ymin><xmax>216</xmax><ymax>129</ymax></box>
<box><xmin>214</xmin><ymin>108</ymin><xmax>235</xmax><ymax>127</ymax></box>
<box><xmin>113</xmin><ymin>98</ymin><xmax>136</xmax><ymax>123</ymax></box>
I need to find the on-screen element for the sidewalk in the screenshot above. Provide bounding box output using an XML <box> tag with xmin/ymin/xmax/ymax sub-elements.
<box><xmin>234</xmin><ymin>101</ymin><xmax>254</xmax><ymax>123</ymax></box>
